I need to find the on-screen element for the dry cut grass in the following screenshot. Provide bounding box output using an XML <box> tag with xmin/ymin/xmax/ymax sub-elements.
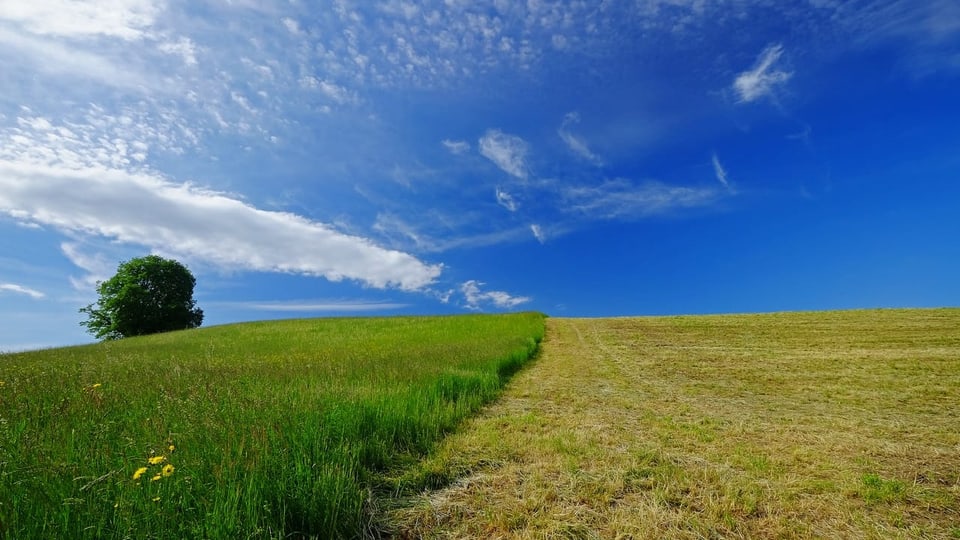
<box><xmin>387</xmin><ymin>309</ymin><xmax>960</xmax><ymax>539</ymax></box>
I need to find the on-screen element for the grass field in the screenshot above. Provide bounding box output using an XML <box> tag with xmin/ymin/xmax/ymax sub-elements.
<box><xmin>390</xmin><ymin>309</ymin><xmax>960</xmax><ymax>538</ymax></box>
<box><xmin>0</xmin><ymin>312</ymin><xmax>545</xmax><ymax>538</ymax></box>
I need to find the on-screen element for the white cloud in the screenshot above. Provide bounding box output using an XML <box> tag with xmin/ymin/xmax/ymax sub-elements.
<box><xmin>711</xmin><ymin>152</ymin><xmax>731</xmax><ymax>190</ymax></box>
<box><xmin>378</xmin><ymin>1</ymin><xmax>421</xmax><ymax>20</ymax></box>
<box><xmin>558</xmin><ymin>112</ymin><xmax>601</xmax><ymax>165</ymax></box>
<box><xmin>300</xmin><ymin>76</ymin><xmax>358</xmax><ymax>104</ymax></box>
<box><xmin>530</xmin><ymin>223</ymin><xmax>545</xmax><ymax>243</ymax></box>
<box><xmin>0</xmin><ymin>26</ymin><xmax>156</xmax><ymax>92</ymax></box>
<box><xmin>0</xmin><ymin>283</ymin><xmax>45</xmax><ymax>299</ymax></box>
<box><xmin>495</xmin><ymin>187</ymin><xmax>518</xmax><ymax>211</ymax></box>
<box><xmin>60</xmin><ymin>242</ymin><xmax>115</xmax><ymax>289</ymax></box>
<box><xmin>432</xmin><ymin>288</ymin><xmax>454</xmax><ymax>304</ymax></box>
<box><xmin>281</xmin><ymin>17</ymin><xmax>301</xmax><ymax>35</ymax></box>
<box><xmin>292</xmin><ymin>1</ymin><xmax>748</xmax><ymax>90</ymax></box>
<box><xmin>0</xmin><ymin>0</ymin><xmax>161</xmax><ymax>40</ymax></box>
<box><xmin>563</xmin><ymin>179</ymin><xmax>719</xmax><ymax>220</ymax></box>
<box><xmin>0</xmin><ymin>166</ymin><xmax>442</xmax><ymax>290</ymax></box>
<box><xmin>733</xmin><ymin>43</ymin><xmax>792</xmax><ymax>103</ymax></box>
<box><xmin>441</xmin><ymin>139</ymin><xmax>470</xmax><ymax>154</ymax></box>
<box><xmin>0</xmin><ymin>117</ymin><xmax>442</xmax><ymax>291</ymax></box>
<box><xmin>7</xmin><ymin>106</ymin><xmax>196</xmax><ymax>168</ymax></box>
<box><xmin>231</xmin><ymin>91</ymin><xmax>257</xmax><ymax>115</ymax></box>
<box><xmin>374</xmin><ymin>212</ymin><xmax>535</xmax><ymax>254</ymax></box>
<box><xmin>158</xmin><ymin>37</ymin><xmax>198</xmax><ymax>66</ymax></box>
<box><xmin>479</xmin><ymin>129</ymin><xmax>529</xmax><ymax>179</ymax></box>
<box><xmin>461</xmin><ymin>280</ymin><xmax>530</xmax><ymax>310</ymax></box>
<box><xmin>372</xmin><ymin>212</ymin><xmax>431</xmax><ymax>251</ymax></box>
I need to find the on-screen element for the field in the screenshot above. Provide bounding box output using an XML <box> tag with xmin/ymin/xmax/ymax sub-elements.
<box><xmin>3</xmin><ymin>309</ymin><xmax>958</xmax><ymax>539</ymax></box>
<box><xmin>0</xmin><ymin>312</ymin><xmax>545</xmax><ymax>538</ymax></box>
<box><xmin>390</xmin><ymin>309</ymin><xmax>960</xmax><ymax>538</ymax></box>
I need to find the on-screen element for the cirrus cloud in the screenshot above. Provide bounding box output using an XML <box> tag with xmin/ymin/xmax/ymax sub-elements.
<box><xmin>441</xmin><ymin>139</ymin><xmax>471</xmax><ymax>155</ymax></box>
<box><xmin>495</xmin><ymin>187</ymin><xmax>519</xmax><ymax>212</ymax></box>
<box><xmin>711</xmin><ymin>152</ymin><xmax>732</xmax><ymax>190</ymax></box>
<box><xmin>733</xmin><ymin>43</ymin><xmax>792</xmax><ymax>103</ymax></box>
<box><xmin>558</xmin><ymin>112</ymin><xmax>601</xmax><ymax>165</ymax></box>
<box><xmin>479</xmin><ymin>129</ymin><xmax>529</xmax><ymax>179</ymax></box>
<box><xmin>562</xmin><ymin>179</ymin><xmax>719</xmax><ymax>220</ymax></box>
<box><xmin>0</xmin><ymin>283</ymin><xmax>45</xmax><ymax>299</ymax></box>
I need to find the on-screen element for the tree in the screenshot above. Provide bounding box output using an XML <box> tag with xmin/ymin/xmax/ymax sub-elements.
<box><xmin>80</xmin><ymin>255</ymin><xmax>203</xmax><ymax>340</ymax></box>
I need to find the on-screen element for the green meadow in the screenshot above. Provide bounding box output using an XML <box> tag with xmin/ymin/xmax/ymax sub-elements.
<box><xmin>0</xmin><ymin>312</ymin><xmax>545</xmax><ymax>538</ymax></box>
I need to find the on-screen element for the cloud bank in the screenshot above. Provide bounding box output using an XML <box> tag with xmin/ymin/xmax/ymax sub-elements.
<box><xmin>0</xmin><ymin>115</ymin><xmax>441</xmax><ymax>291</ymax></box>
<box><xmin>0</xmin><ymin>0</ymin><xmax>160</xmax><ymax>40</ymax></box>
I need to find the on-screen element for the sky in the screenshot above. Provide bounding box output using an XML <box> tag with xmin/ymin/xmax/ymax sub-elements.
<box><xmin>1</xmin><ymin>0</ymin><xmax>958</xmax><ymax>351</ymax></box>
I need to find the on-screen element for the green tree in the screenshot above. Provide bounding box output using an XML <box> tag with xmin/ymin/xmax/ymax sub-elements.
<box><xmin>80</xmin><ymin>255</ymin><xmax>203</xmax><ymax>340</ymax></box>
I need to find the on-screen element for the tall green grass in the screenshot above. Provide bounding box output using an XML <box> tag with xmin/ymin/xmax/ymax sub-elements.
<box><xmin>0</xmin><ymin>312</ymin><xmax>545</xmax><ymax>538</ymax></box>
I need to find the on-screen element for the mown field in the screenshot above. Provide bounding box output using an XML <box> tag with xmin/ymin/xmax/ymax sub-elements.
<box><xmin>391</xmin><ymin>309</ymin><xmax>960</xmax><ymax>539</ymax></box>
<box><xmin>0</xmin><ymin>312</ymin><xmax>545</xmax><ymax>538</ymax></box>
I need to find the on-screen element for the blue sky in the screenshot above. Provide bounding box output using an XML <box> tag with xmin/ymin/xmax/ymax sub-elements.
<box><xmin>1</xmin><ymin>0</ymin><xmax>958</xmax><ymax>351</ymax></box>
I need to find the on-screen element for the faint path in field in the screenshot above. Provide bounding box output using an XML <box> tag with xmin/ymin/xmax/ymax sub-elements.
<box><xmin>387</xmin><ymin>312</ymin><xmax>960</xmax><ymax>539</ymax></box>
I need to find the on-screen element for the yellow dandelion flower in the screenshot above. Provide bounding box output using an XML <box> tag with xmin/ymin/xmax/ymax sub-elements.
<box><xmin>148</xmin><ymin>455</ymin><xmax>166</xmax><ymax>465</ymax></box>
<box><xmin>151</xmin><ymin>474</ymin><xmax>162</xmax><ymax>481</ymax></box>
<box><xmin>168</xmin><ymin>444</ymin><xmax>175</xmax><ymax>453</ymax></box>
<box><xmin>91</xmin><ymin>383</ymin><xmax>102</xmax><ymax>389</ymax></box>
<box><xmin>132</xmin><ymin>467</ymin><xmax>148</xmax><ymax>480</ymax></box>
<box><xmin>162</xmin><ymin>464</ymin><xmax>175</xmax><ymax>477</ymax></box>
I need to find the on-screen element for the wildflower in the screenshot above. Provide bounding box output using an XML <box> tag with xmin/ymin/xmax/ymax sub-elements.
<box><xmin>162</xmin><ymin>464</ymin><xmax>175</xmax><ymax>477</ymax></box>
<box><xmin>168</xmin><ymin>444</ymin><xmax>175</xmax><ymax>453</ymax></box>
<box><xmin>91</xmin><ymin>383</ymin><xmax>102</xmax><ymax>389</ymax></box>
<box><xmin>132</xmin><ymin>467</ymin><xmax>148</xmax><ymax>480</ymax></box>
<box><xmin>148</xmin><ymin>455</ymin><xmax>166</xmax><ymax>465</ymax></box>
<box><xmin>151</xmin><ymin>474</ymin><xmax>162</xmax><ymax>481</ymax></box>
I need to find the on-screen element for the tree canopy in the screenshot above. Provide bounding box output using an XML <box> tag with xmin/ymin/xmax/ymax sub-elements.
<box><xmin>80</xmin><ymin>255</ymin><xmax>203</xmax><ymax>340</ymax></box>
